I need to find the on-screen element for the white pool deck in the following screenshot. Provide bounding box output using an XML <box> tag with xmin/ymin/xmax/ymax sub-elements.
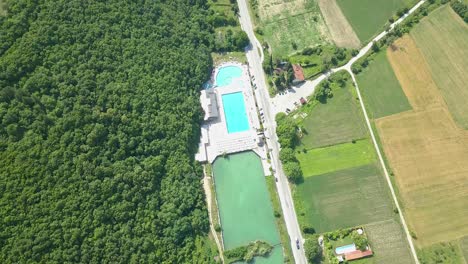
<box><xmin>196</xmin><ymin>62</ymin><xmax>270</xmax><ymax>175</ymax></box>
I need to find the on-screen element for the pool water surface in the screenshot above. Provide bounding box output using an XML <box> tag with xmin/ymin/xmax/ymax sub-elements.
<box><xmin>216</xmin><ymin>65</ymin><xmax>242</xmax><ymax>87</ymax></box>
<box><xmin>221</xmin><ymin>92</ymin><xmax>249</xmax><ymax>133</ymax></box>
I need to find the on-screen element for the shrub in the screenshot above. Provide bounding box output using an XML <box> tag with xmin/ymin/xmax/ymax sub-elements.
<box><xmin>304</xmin><ymin>236</ymin><xmax>322</xmax><ymax>263</ymax></box>
<box><xmin>225</xmin><ymin>241</ymin><xmax>273</xmax><ymax>263</ymax></box>
<box><xmin>352</xmin><ymin>231</ymin><xmax>368</xmax><ymax>251</ymax></box>
<box><xmin>283</xmin><ymin>162</ymin><xmax>303</xmax><ymax>183</ymax></box>
<box><xmin>303</xmin><ymin>226</ymin><xmax>316</xmax><ymax>234</ymax></box>
<box><xmin>279</xmin><ymin>148</ymin><xmax>297</xmax><ymax>163</ymax></box>
<box><xmin>274</xmin><ymin>211</ymin><xmax>281</xmax><ymax>218</ymax></box>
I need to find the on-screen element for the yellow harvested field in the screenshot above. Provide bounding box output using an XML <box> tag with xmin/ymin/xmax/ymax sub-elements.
<box><xmin>387</xmin><ymin>36</ymin><xmax>444</xmax><ymax>111</ymax></box>
<box><xmin>317</xmin><ymin>0</ymin><xmax>360</xmax><ymax>48</ymax></box>
<box><xmin>377</xmin><ymin>36</ymin><xmax>468</xmax><ymax>247</ymax></box>
<box><xmin>410</xmin><ymin>6</ymin><xmax>468</xmax><ymax>128</ymax></box>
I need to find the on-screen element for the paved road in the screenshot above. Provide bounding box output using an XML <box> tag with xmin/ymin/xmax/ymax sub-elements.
<box><xmin>237</xmin><ymin>1</ymin><xmax>308</xmax><ymax>264</ymax></box>
<box><xmin>237</xmin><ymin>1</ymin><xmax>426</xmax><ymax>263</ymax></box>
<box><xmin>271</xmin><ymin>0</ymin><xmax>427</xmax><ymax>114</ymax></box>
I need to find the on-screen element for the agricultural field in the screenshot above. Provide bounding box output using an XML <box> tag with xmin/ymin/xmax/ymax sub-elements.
<box><xmin>355</xmin><ymin>51</ymin><xmax>412</xmax><ymax>119</ymax></box>
<box><xmin>417</xmin><ymin>241</ymin><xmax>465</xmax><ymax>264</ymax></box>
<box><xmin>289</xmin><ymin>69</ymin><xmax>416</xmax><ymax>262</ymax></box>
<box><xmin>297</xmin><ymin>78</ymin><xmax>367</xmax><ymax>149</ymax></box>
<box><xmin>252</xmin><ymin>0</ymin><xmax>330</xmax><ymax>57</ymax></box>
<box><xmin>316</xmin><ymin>0</ymin><xmax>360</xmax><ymax>48</ymax></box>
<box><xmin>410</xmin><ymin>5</ymin><xmax>468</xmax><ymax>128</ymax></box>
<box><xmin>336</xmin><ymin>0</ymin><xmax>417</xmax><ymax>42</ymax></box>
<box><xmin>364</xmin><ymin>220</ymin><xmax>414</xmax><ymax>264</ymax></box>
<box><xmin>376</xmin><ymin>35</ymin><xmax>468</xmax><ymax>247</ymax></box>
<box><xmin>294</xmin><ymin>164</ymin><xmax>393</xmax><ymax>233</ymax></box>
<box><xmin>296</xmin><ymin>139</ymin><xmax>375</xmax><ymax>177</ymax></box>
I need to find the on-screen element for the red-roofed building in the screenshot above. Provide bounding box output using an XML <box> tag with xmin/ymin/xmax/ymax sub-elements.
<box><xmin>344</xmin><ymin>249</ymin><xmax>373</xmax><ymax>261</ymax></box>
<box><xmin>292</xmin><ymin>64</ymin><xmax>305</xmax><ymax>84</ymax></box>
<box><xmin>300</xmin><ymin>97</ymin><xmax>307</xmax><ymax>105</ymax></box>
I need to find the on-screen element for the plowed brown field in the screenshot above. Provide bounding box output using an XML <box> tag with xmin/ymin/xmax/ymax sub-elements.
<box><xmin>376</xmin><ymin>36</ymin><xmax>468</xmax><ymax>247</ymax></box>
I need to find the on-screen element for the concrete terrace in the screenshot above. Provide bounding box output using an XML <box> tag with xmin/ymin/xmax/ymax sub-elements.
<box><xmin>196</xmin><ymin>62</ymin><xmax>269</xmax><ymax>174</ymax></box>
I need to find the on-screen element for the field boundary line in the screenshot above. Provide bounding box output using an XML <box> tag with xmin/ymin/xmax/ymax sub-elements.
<box><xmin>349</xmin><ymin>71</ymin><xmax>420</xmax><ymax>264</ymax></box>
<box><xmin>364</xmin><ymin>218</ymin><xmax>397</xmax><ymax>227</ymax></box>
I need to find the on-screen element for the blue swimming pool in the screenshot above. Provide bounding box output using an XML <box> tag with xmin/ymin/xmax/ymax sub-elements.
<box><xmin>335</xmin><ymin>244</ymin><xmax>356</xmax><ymax>255</ymax></box>
<box><xmin>222</xmin><ymin>92</ymin><xmax>250</xmax><ymax>133</ymax></box>
<box><xmin>216</xmin><ymin>65</ymin><xmax>242</xmax><ymax>87</ymax></box>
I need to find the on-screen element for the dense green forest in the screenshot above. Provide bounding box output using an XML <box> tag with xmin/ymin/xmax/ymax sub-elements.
<box><xmin>0</xmin><ymin>0</ymin><xmax>219</xmax><ymax>262</ymax></box>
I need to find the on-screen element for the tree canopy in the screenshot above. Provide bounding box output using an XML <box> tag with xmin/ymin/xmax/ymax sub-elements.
<box><xmin>0</xmin><ymin>0</ymin><xmax>218</xmax><ymax>262</ymax></box>
<box><xmin>304</xmin><ymin>236</ymin><xmax>322</xmax><ymax>263</ymax></box>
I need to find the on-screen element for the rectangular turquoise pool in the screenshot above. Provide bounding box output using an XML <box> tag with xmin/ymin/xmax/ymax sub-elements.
<box><xmin>221</xmin><ymin>92</ymin><xmax>250</xmax><ymax>133</ymax></box>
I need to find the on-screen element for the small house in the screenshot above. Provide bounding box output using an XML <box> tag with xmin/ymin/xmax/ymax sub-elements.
<box><xmin>292</xmin><ymin>64</ymin><xmax>305</xmax><ymax>84</ymax></box>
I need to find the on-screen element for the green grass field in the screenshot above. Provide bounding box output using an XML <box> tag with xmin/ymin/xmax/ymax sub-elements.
<box><xmin>418</xmin><ymin>241</ymin><xmax>465</xmax><ymax>264</ymax></box>
<box><xmin>336</xmin><ymin>0</ymin><xmax>417</xmax><ymax>42</ymax></box>
<box><xmin>208</xmin><ymin>0</ymin><xmax>237</xmax><ymax>21</ymax></box>
<box><xmin>212</xmin><ymin>152</ymin><xmax>283</xmax><ymax>263</ymax></box>
<box><xmin>364</xmin><ymin>220</ymin><xmax>414</xmax><ymax>264</ymax></box>
<box><xmin>263</xmin><ymin>10</ymin><xmax>329</xmax><ymax>57</ymax></box>
<box><xmin>298</xmin><ymin>81</ymin><xmax>367</xmax><ymax>149</ymax></box>
<box><xmin>356</xmin><ymin>51</ymin><xmax>412</xmax><ymax>119</ymax></box>
<box><xmin>252</xmin><ymin>0</ymin><xmax>330</xmax><ymax>57</ymax></box>
<box><xmin>294</xmin><ymin>164</ymin><xmax>393</xmax><ymax>232</ymax></box>
<box><xmin>410</xmin><ymin>5</ymin><xmax>468</xmax><ymax>128</ymax></box>
<box><xmin>296</xmin><ymin>139</ymin><xmax>376</xmax><ymax>177</ymax></box>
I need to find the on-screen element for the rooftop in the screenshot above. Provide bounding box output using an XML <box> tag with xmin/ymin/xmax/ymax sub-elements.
<box><xmin>292</xmin><ymin>64</ymin><xmax>305</xmax><ymax>82</ymax></box>
<box><xmin>344</xmin><ymin>249</ymin><xmax>373</xmax><ymax>261</ymax></box>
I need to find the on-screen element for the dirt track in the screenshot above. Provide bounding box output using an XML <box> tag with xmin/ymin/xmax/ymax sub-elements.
<box><xmin>376</xmin><ymin>36</ymin><xmax>468</xmax><ymax>246</ymax></box>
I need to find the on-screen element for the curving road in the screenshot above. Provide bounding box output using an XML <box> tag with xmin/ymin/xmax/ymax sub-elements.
<box><xmin>237</xmin><ymin>0</ymin><xmax>425</xmax><ymax>263</ymax></box>
<box><xmin>270</xmin><ymin>0</ymin><xmax>426</xmax><ymax>114</ymax></box>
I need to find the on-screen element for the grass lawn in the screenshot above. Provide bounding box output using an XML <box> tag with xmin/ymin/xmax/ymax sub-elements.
<box><xmin>208</xmin><ymin>0</ymin><xmax>237</xmax><ymax>20</ymax></box>
<box><xmin>211</xmin><ymin>52</ymin><xmax>247</xmax><ymax>65</ymax></box>
<box><xmin>336</xmin><ymin>0</ymin><xmax>417</xmax><ymax>42</ymax></box>
<box><xmin>418</xmin><ymin>241</ymin><xmax>465</xmax><ymax>264</ymax></box>
<box><xmin>329</xmin><ymin>236</ymin><xmax>354</xmax><ymax>248</ymax></box>
<box><xmin>296</xmin><ymin>139</ymin><xmax>376</xmax><ymax>177</ymax></box>
<box><xmin>294</xmin><ymin>164</ymin><xmax>393</xmax><ymax>232</ymax></box>
<box><xmin>410</xmin><ymin>5</ymin><xmax>468</xmax><ymax>128</ymax></box>
<box><xmin>364</xmin><ymin>220</ymin><xmax>413</xmax><ymax>264</ymax></box>
<box><xmin>289</xmin><ymin>45</ymin><xmax>353</xmax><ymax>79</ymax></box>
<box><xmin>252</xmin><ymin>0</ymin><xmax>330</xmax><ymax>57</ymax></box>
<box><xmin>262</xmin><ymin>10</ymin><xmax>330</xmax><ymax>57</ymax></box>
<box><xmin>298</xmin><ymin>80</ymin><xmax>367</xmax><ymax>149</ymax></box>
<box><xmin>356</xmin><ymin>51</ymin><xmax>412</xmax><ymax>119</ymax></box>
